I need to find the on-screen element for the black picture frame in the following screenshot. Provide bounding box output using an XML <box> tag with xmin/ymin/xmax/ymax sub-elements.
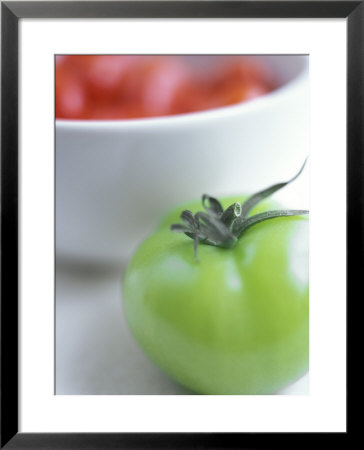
<box><xmin>1</xmin><ymin>1</ymin><xmax>359</xmax><ymax>448</ymax></box>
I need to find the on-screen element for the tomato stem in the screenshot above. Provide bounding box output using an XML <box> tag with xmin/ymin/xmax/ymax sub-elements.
<box><xmin>171</xmin><ymin>159</ymin><xmax>309</xmax><ymax>260</ymax></box>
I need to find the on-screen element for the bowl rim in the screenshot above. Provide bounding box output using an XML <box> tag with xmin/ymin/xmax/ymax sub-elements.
<box><xmin>56</xmin><ymin>56</ymin><xmax>308</xmax><ymax>130</ymax></box>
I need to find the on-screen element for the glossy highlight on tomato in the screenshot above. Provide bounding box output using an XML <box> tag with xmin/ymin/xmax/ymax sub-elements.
<box><xmin>122</xmin><ymin>196</ymin><xmax>309</xmax><ymax>395</ymax></box>
<box><xmin>55</xmin><ymin>55</ymin><xmax>275</xmax><ymax>120</ymax></box>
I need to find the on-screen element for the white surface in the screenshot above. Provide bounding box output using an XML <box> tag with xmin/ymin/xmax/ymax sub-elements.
<box><xmin>56</xmin><ymin>263</ymin><xmax>309</xmax><ymax>395</ymax></box>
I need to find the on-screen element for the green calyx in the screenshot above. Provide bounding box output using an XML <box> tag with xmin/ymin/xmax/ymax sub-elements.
<box><xmin>171</xmin><ymin>159</ymin><xmax>309</xmax><ymax>260</ymax></box>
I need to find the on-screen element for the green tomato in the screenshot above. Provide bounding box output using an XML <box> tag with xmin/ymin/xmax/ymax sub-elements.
<box><xmin>123</xmin><ymin>196</ymin><xmax>309</xmax><ymax>394</ymax></box>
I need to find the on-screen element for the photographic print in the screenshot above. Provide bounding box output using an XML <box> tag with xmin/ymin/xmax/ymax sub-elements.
<box><xmin>55</xmin><ymin>54</ymin><xmax>310</xmax><ymax>395</ymax></box>
<box><xmin>2</xmin><ymin>0</ymin><xmax>355</xmax><ymax>445</ymax></box>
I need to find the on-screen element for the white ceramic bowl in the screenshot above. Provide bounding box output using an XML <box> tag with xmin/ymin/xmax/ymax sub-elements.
<box><xmin>56</xmin><ymin>55</ymin><xmax>309</xmax><ymax>265</ymax></box>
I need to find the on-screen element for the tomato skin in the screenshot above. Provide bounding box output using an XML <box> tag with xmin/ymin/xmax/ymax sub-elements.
<box><xmin>123</xmin><ymin>197</ymin><xmax>309</xmax><ymax>394</ymax></box>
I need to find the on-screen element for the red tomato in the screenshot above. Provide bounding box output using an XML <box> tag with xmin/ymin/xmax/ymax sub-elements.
<box><xmin>83</xmin><ymin>56</ymin><xmax>142</xmax><ymax>101</ymax></box>
<box><xmin>171</xmin><ymin>83</ymin><xmax>215</xmax><ymax>114</ymax></box>
<box><xmin>214</xmin><ymin>81</ymin><xmax>270</xmax><ymax>106</ymax></box>
<box><xmin>214</xmin><ymin>57</ymin><xmax>274</xmax><ymax>86</ymax></box>
<box><xmin>55</xmin><ymin>56</ymin><xmax>275</xmax><ymax>120</ymax></box>
<box><xmin>141</xmin><ymin>57</ymin><xmax>191</xmax><ymax>116</ymax></box>
<box><xmin>120</xmin><ymin>57</ymin><xmax>191</xmax><ymax>117</ymax></box>
<box><xmin>55</xmin><ymin>65</ymin><xmax>86</xmax><ymax>119</ymax></box>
